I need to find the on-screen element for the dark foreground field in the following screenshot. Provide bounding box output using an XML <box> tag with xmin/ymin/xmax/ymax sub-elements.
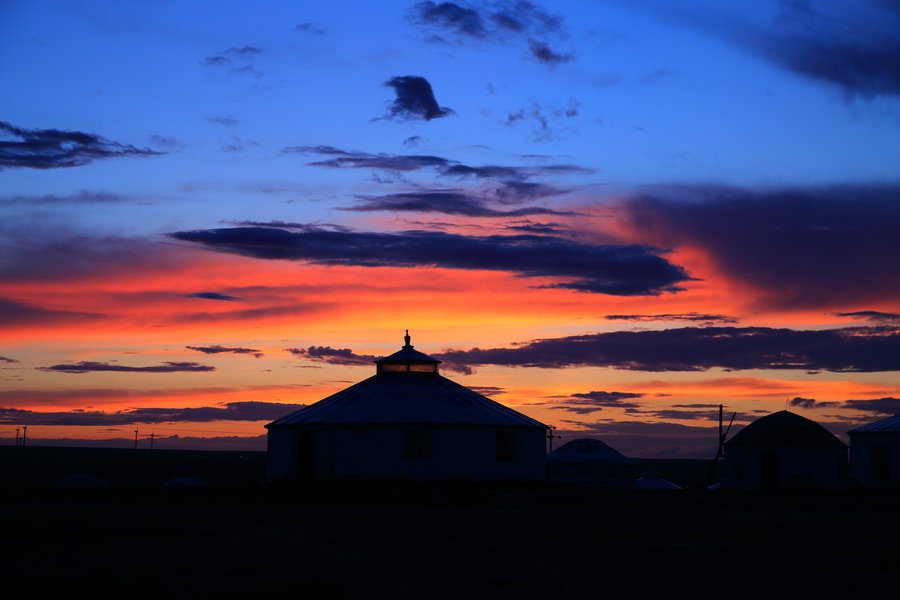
<box><xmin>2</xmin><ymin>448</ymin><xmax>898</xmax><ymax>599</ymax></box>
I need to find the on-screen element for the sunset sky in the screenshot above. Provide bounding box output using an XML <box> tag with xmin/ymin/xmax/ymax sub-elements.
<box><xmin>2</xmin><ymin>0</ymin><xmax>899</xmax><ymax>457</ymax></box>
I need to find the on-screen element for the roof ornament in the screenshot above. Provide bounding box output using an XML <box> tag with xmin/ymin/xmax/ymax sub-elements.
<box><xmin>404</xmin><ymin>329</ymin><xmax>412</xmax><ymax>348</ymax></box>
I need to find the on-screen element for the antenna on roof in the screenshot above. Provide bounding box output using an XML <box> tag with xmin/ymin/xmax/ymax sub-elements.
<box><xmin>404</xmin><ymin>329</ymin><xmax>411</xmax><ymax>348</ymax></box>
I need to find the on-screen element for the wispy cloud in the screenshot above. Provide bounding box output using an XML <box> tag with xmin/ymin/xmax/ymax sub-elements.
<box><xmin>186</xmin><ymin>345</ymin><xmax>263</xmax><ymax>358</ymax></box>
<box><xmin>0</xmin><ymin>121</ymin><xmax>162</xmax><ymax>169</ymax></box>
<box><xmin>605</xmin><ymin>313</ymin><xmax>739</xmax><ymax>325</ymax></box>
<box><xmin>37</xmin><ymin>361</ymin><xmax>216</xmax><ymax>374</ymax></box>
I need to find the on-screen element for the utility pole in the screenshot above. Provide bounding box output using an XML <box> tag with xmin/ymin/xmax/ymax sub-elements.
<box><xmin>15</xmin><ymin>427</ymin><xmax>19</xmax><ymax>447</ymax></box>
<box><xmin>134</xmin><ymin>428</ymin><xmax>139</xmax><ymax>449</ymax></box>
<box><xmin>149</xmin><ymin>432</ymin><xmax>155</xmax><ymax>450</ymax></box>
<box><xmin>546</xmin><ymin>426</ymin><xmax>562</xmax><ymax>453</ymax></box>
<box><xmin>706</xmin><ymin>404</ymin><xmax>736</xmax><ymax>487</ymax></box>
<box><xmin>22</xmin><ymin>426</ymin><xmax>27</xmax><ymax>446</ymax></box>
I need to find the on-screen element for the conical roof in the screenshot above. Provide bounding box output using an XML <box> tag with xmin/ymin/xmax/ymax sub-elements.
<box><xmin>547</xmin><ymin>438</ymin><xmax>635</xmax><ymax>465</ymax></box>
<box><xmin>848</xmin><ymin>414</ymin><xmax>900</xmax><ymax>433</ymax></box>
<box><xmin>268</xmin><ymin>332</ymin><xmax>546</xmax><ymax>429</ymax></box>
<box><xmin>726</xmin><ymin>410</ymin><xmax>846</xmax><ymax>448</ymax></box>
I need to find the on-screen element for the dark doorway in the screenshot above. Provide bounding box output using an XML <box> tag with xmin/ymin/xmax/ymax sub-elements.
<box><xmin>295</xmin><ymin>431</ymin><xmax>317</xmax><ymax>482</ymax></box>
<box><xmin>760</xmin><ymin>451</ymin><xmax>778</xmax><ymax>491</ymax></box>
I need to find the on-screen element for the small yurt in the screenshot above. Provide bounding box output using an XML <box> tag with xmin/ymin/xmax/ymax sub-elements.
<box><xmin>267</xmin><ymin>333</ymin><xmax>549</xmax><ymax>483</ymax></box>
<box><xmin>546</xmin><ymin>438</ymin><xmax>637</xmax><ymax>488</ymax></box>
<box><xmin>723</xmin><ymin>411</ymin><xmax>848</xmax><ymax>491</ymax></box>
<box><xmin>848</xmin><ymin>414</ymin><xmax>900</xmax><ymax>490</ymax></box>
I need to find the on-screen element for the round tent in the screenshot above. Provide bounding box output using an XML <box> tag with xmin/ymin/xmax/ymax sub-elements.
<box><xmin>547</xmin><ymin>437</ymin><xmax>638</xmax><ymax>488</ymax></box>
<box><xmin>724</xmin><ymin>411</ymin><xmax>848</xmax><ymax>491</ymax></box>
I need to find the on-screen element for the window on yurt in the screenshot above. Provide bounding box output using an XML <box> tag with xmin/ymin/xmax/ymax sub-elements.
<box><xmin>379</xmin><ymin>363</ymin><xmax>408</xmax><ymax>373</ymax></box>
<box><xmin>408</xmin><ymin>363</ymin><xmax>437</xmax><ymax>373</ymax></box>
<box><xmin>496</xmin><ymin>431</ymin><xmax>517</xmax><ymax>462</ymax></box>
<box><xmin>403</xmin><ymin>430</ymin><xmax>432</xmax><ymax>459</ymax></box>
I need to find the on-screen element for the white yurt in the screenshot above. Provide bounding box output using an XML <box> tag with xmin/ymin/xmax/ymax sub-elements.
<box><xmin>546</xmin><ymin>437</ymin><xmax>638</xmax><ymax>488</ymax></box>
<box><xmin>724</xmin><ymin>411</ymin><xmax>848</xmax><ymax>491</ymax></box>
<box><xmin>266</xmin><ymin>333</ymin><xmax>549</xmax><ymax>483</ymax></box>
<box><xmin>848</xmin><ymin>414</ymin><xmax>900</xmax><ymax>490</ymax></box>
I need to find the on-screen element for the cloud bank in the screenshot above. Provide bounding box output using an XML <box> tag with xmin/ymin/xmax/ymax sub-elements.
<box><xmin>170</xmin><ymin>225</ymin><xmax>691</xmax><ymax>296</ymax></box>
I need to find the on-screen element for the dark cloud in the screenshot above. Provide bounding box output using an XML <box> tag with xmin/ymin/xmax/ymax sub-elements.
<box><xmin>170</xmin><ymin>225</ymin><xmax>691</xmax><ymax>297</ymax></box>
<box><xmin>383</xmin><ymin>76</ymin><xmax>453</xmax><ymax>121</ymax></box>
<box><xmin>287</xmin><ymin>346</ymin><xmax>376</xmax><ymax>366</ymax></box>
<box><xmin>434</xmin><ymin>325</ymin><xmax>900</xmax><ymax>372</ymax></box>
<box><xmin>547</xmin><ymin>390</ymin><xmax>645</xmax><ymax>414</ymax></box>
<box><xmin>505</xmin><ymin>221</ymin><xmax>568</xmax><ymax>234</ymax></box>
<box><xmin>413</xmin><ymin>2</ymin><xmax>487</xmax><ymax>37</ymax></box>
<box><xmin>284</xmin><ymin>146</ymin><xmax>452</xmax><ymax>171</ymax></box>
<box><xmin>410</xmin><ymin>1</ymin><xmax>572</xmax><ymax>66</ymax></box>
<box><xmin>787</xmin><ymin>396</ymin><xmax>840</xmax><ymax>410</ymax></box>
<box><xmin>622</xmin><ymin>184</ymin><xmax>900</xmax><ymax>309</ymax></box>
<box><xmin>181</xmin><ymin>292</ymin><xmax>243</xmax><ymax>302</ymax></box>
<box><xmin>0</xmin><ymin>401</ymin><xmax>304</xmax><ymax>426</ymax></box>
<box><xmin>605</xmin><ymin>313</ymin><xmax>740</xmax><ymax>325</ymax></box>
<box><xmin>468</xmin><ymin>386</ymin><xmax>505</xmax><ymax>397</ymax></box>
<box><xmin>38</xmin><ymin>361</ymin><xmax>216</xmax><ymax>374</ymax></box>
<box><xmin>403</xmin><ymin>135</ymin><xmax>423</xmax><ymax>147</ymax></box>
<box><xmin>833</xmin><ymin>310</ymin><xmax>900</xmax><ymax>324</ymax></box>
<box><xmin>288</xmin><ymin>345</ymin><xmax>474</xmax><ymax>375</ymax></box>
<box><xmin>751</xmin><ymin>1</ymin><xmax>900</xmax><ymax>99</ymax></box>
<box><xmin>344</xmin><ymin>191</ymin><xmax>577</xmax><ymax>218</ymax></box>
<box><xmin>842</xmin><ymin>397</ymin><xmax>900</xmax><ymax>414</ymax></box>
<box><xmin>0</xmin><ymin>121</ymin><xmax>162</xmax><ymax>169</ymax></box>
<box><xmin>527</xmin><ymin>38</ymin><xmax>573</xmax><ymax>65</ymax></box>
<box><xmin>185</xmin><ymin>345</ymin><xmax>263</xmax><ymax>358</ymax></box>
<box><xmin>0</xmin><ymin>356</ymin><xmax>19</xmax><ymax>364</ymax></box>
<box><xmin>294</xmin><ymin>22</ymin><xmax>325</xmax><ymax>35</ymax></box>
<box><xmin>202</xmin><ymin>46</ymin><xmax>263</xmax><ymax>76</ymax></box>
<box><xmin>0</xmin><ymin>298</ymin><xmax>101</xmax><ymax>328</ymax></box>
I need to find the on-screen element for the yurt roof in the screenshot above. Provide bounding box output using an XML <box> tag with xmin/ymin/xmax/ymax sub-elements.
<box><xmin>270</xmin><ymin>332</ymin><xmax>547</xmax><ymax>429</ymax></box>
<box><xmin>268</xmin><ymin>372</ymin><xmax>546</xmax><ymax>428</ymax></box>
<box><xmin>725</xmin><ymin>410</ymin><xmax>846</xmax><ymax>449</ymax></box>
<box><xmin>547</xmin><ymin>437</ymin><xmax>635</xmax><ymax>465</ymax></box>
<box><xmin>848</xmin><ymin>414</ymin><xmax>900</xmax><ymax>434</ymax></box>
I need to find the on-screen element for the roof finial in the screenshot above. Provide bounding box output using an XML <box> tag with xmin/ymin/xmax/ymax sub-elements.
<box><xmin>404</xmin><ymin>329</ymin><xmax>411</xmax><ymax>348</ymax></box>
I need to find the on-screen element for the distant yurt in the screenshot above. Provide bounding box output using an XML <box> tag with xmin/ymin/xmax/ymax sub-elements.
<box><xmin>635</xmin><ymin>470</ymin><xmax>682</xmax><ymax>490</ymax></box>
<box><xmin>723</xmin><ymin>411</ymin><xmax>848</xmax><ymax>491</ymax></box>
<box><xmin>848</xmin><ymin>414</ymin><xmax>900</xmax><ymax>490</ymax></box>
<box><xmin>547</xmin><ymin>438</ymin><xmax>638</xmax><ymax>488</ymax></box>
<box><xmin>266</xmin><ymin>333</ymin><xmax>549</xmax><ymax>483</ymax></box>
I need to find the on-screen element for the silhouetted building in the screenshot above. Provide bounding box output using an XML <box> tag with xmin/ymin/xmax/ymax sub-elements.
<box><xmin>723</xmin><ymin>411</ymin><xmax>848</xmax><ymax>491</ymax></box>
<box><xmin>848</xmin><ymin>414</ymin><xmax>900</xmax><ymax>490</ymax></box>
<box><xmin>266</xmin><ymin>333</ymin><xmax>549</xmax><ymax>482</ymax></box>
<box><xmin>546</xmin><ymin>437</ymin><xmax>637</xmax><ymax>488</ymax></box>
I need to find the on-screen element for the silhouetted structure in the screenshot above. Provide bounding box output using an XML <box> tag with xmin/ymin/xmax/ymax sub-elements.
<box><xmin>848</xmin><ymin>414</ymin><xmax>900</xmax><ymax>489</ymax></box>
<box><xmin>546</xmin><ymin>437</ymin><xmax>637</xmax><ymax>488</ymax></box>
<box><xmin>266</xmin><ymin>333</ymin><xmax>549</xmax><ymax>482</ymax></box>
<box><xmin>723</xmin><ymin>411</ymin><xmax>848</xmax><ymax>491</ymax></box>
